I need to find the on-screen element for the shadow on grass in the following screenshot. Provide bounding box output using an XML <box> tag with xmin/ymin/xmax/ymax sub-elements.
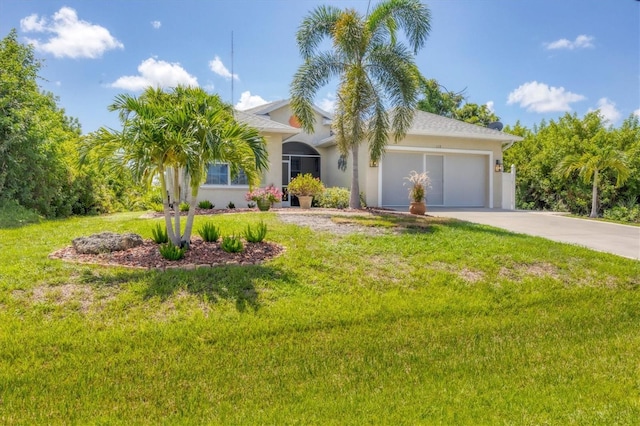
<box><xmin>80</xmin><ymin>264</ymin><xmax>294</xmax><ymax>312</ymax></box>
<box><xmin>349</xmin><ymin>211</ymin><xmax>521</xmax><ymax>237</ymax></box>
<box><xmin>0</xmin><ymin>202</ymin><xmax>42</xmax><ymax>229</ymax></box>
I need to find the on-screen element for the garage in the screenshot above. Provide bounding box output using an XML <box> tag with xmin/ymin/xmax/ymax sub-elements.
<box><xmin>380</xmin><ymin>150</ymin><xmax>488</xmax><ymax>208</ymax></box>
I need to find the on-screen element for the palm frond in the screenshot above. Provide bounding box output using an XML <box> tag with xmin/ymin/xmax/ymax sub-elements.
<box><xmin>296</xmin><ymin>5</ymin><xmax>343</xmax><ymax>59</ymax></box>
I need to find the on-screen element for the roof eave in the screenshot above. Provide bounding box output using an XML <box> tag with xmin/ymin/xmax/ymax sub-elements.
<box><xmin>407</xmin><ymin>129</ymin><xmax>524</xmax><ymax>142</ymax></box>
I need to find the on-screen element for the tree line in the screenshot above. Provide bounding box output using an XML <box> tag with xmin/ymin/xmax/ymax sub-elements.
<box><xmin>0</xmin><ymin>30</ymin><xmax>145</xmax><ymax>218</ymax></box>
<box><xmin>504</xmin><ymin>113</ymin><xmax>639</xmax><ymax>221</ymax></box>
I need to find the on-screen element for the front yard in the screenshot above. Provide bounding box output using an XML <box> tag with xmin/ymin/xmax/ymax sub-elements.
<box><xmin>0</xmin><ymin>210</ymin><xmax>638</xmax><ymax>424</ymax></box>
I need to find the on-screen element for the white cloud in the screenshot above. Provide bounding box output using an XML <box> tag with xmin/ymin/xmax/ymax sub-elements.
<box><xmin>545</xmin><ymin>34</ymin><xmax>594</xmax><ymax>50</ymax></box>
<box><xmin>634</xmin><ymin>109</ymin><xmax>640</xmax><ymax>118</ymax></box>
<box><xmin>588</xmin><ymin>98</ymin><xmax>621</xmax><ymax>124</ymax></box>
<box><xmin>20</xmin><ymin>7</ymin><xmax>123</xmax><ymax>59</ymax></box>
<box><xmin>209</xmin><ymin>56</ymin><xmax>238</xmax><ymax>80</ymax></box>
<box><xmin>235</xmin><ymin>91</ymin><xmax>267</xmax><ymax>110</ymax></box>
<box><xmin>151</xmin><ymin>21</ymin><xmax>161</xmax><ymax>29</ymax></box>
<box><xmin>486</xmin><ymin>100</ymin><xmax>495</xmax><ymax>113</ymax></box>
<box><xmin>318</xmin><ymin>93</ymin><xmax>337</xmax><ymax>113</ymax></box>
<box><xmin>20</xmin><ymin>14</ymin><xmax>47</xmax><ymax>32</ymax></box>
<box><xmin>507</xmin><ymin>81</ymin><xmax>585</xmax><ymax>113</ymax></box>
<box><xmin>110</xmin><ymin>58</ymin><xmax>198</xmax><ymax>91</ymax></box>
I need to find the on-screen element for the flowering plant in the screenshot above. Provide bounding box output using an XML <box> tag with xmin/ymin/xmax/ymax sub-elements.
<box><xmin>287</xmin><ymin>173</ymin><xmax>325</xmax><ymax>197</ymax></box>
<box><xmin>404</xmin><ymin>170</ymin><xmax>431</xmax><ymax>203</ymax></box>
<box><xmin>245</xmin><ymin>185</ymin><xmax>283</xmax><ymax>204</ymax></box>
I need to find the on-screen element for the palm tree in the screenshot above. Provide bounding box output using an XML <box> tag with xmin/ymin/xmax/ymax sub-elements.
<box><xmin>556</xmin><ymin>129</ymin><xmax>630</xmax><ymax>218</ymax></box>
<box><xmin>173</xmin><ymin>87</ymin><xmax>268</xmax><ymax>243</ymax></box>
<box><xmin>82</xmin><ymin>86</ymin><xmax>268</xmax><ymax>246</ymax></box>
<box><xmin>290</xmin><ymin>0</ymin><xmax>431</xmax><ymax>208</ymax></box>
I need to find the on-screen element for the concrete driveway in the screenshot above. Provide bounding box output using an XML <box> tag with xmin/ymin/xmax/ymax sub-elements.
<box><xmin>427</xmin><ymin>208</ymin><xmax>640</xmax><ymax>260</ymax></box>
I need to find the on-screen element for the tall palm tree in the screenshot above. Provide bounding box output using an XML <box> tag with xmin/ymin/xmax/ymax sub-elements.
<box><xmin>290</xmin><ymin>0</ymin><xmax>431</xmax><ymax>208</ymax></box>
<box><xmin>82</xmin><ymin>86</ymin><xmax>268</xmax><ymax>246</ymax></box>
<box><xmin>556</xmin><ymin>129</ymin><xmax>630</xmax><ymax>218</ymax></box>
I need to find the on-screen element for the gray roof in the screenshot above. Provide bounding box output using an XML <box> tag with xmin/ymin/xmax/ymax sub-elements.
<box><xmin>234</xmin><ymin>110</ymin><xmax>300</xmax><ymax>135</ymax></box>
<box><xmin>404</xmin><ymin>110</ymin><xmax>523</xmax><ymax>142</ymax></box>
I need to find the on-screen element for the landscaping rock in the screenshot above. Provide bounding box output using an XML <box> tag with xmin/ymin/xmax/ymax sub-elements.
<box><xmin>72</xmin><ymin>232</ymin><xmax>144</xmax><ymax>254</ymax></box>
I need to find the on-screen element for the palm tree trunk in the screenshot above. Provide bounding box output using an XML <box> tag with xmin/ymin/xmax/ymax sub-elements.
<box><xmin>159</xmin><ymin>168</ymin><xmax>177</xmax><ymax>244</ymax></box>
<box><xmin>172</xmin><ymin>167</ymin><xmax>182</xmax><ymax>246</ymax></box>
<box><xmin>590</xmin><ymin>169</ymin><xmax>599</xmax><ymax>218</ymax></box>
<box><xmin>350</xmin><ymin>144</ymin><xmax>361</xmax><ymax>209</ymax></box>
<box><xmin>182</xmin><ymin>185</ymin><xmax>199</xmax><ymax>247</ymax></box>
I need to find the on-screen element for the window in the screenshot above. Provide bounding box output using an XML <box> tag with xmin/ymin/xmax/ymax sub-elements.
<box><xmin>205</xmin><ymin>163</ymin><xmax>249</xmax><ymax>186</ymax></box>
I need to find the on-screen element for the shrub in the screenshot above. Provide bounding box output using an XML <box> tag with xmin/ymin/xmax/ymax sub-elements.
<box><xmin>151</xmin><ymin>223</ymin><xmax>169</xmax><ymax>244</ymax></box>
<box><xmin>221</xmin><ymin>234</ymin><xmax>244</xmax><ymax>253</ymax></box>
<box><xmin>198</xmin><ymin>200</ymin><xmax>214</xmax><ymax>209</ymax></box>
<box><xmin>245</xmin><ymin>221</ymin><xmax>267</xmax><ymax>243</ymax></box>
<box><xmin>159</xmin><ymin>242</ymin><xmax>185</xmax><ymax>260</ymax></box>
<box><xmin>287</xmin><ymin>173</ymin><xmax>325</xmax><ymax>197</ymax></box>
<box><xmin>179</xmin><ymin>202</ymin><xmax>190</xmax><ymax>212</ymax></box>
<box><xmin>198</xmin><ymin>222</ymin><xmax>220</xmax><ymax>242</ymax></box>
<box><xmin>603</xmin><ymin>205</ymin><xmax>640</xmax><ymax>223</ymax></box>
<box><xmin>245</xmin><ymin>185</ymin><xmax>283</xmax><ymax>204</ymax></box>
<box><xmin>247</xmin><ymin>202</ymin><xmax>256</xmax><ymax>209</ymax></box>
<box><xmin>227</xmin><ymin>202</ymin><xmax>236</xmax><ymax>209</ymax></box>
<box><xmin>317</xmin><ymin>187</ymin><xmax>350</xmax><ymax>209</ymax></box>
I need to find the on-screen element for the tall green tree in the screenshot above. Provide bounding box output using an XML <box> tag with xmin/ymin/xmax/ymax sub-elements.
<box><xmin>416</xmin><ymin>78</ymin><xmax>464</xmax><ymax>117</ymax></box>
<box><xmin>556</xmin><ymin>129</ymin><xmax>630</xmax><ymax>218</ymax></box>
<box><xmin>416</xmin><ymin>77</ymin><xmax>500</xmax><ymax>126</ymax></box>
<box><xmin>84</xmin><ymin>86</ymin><xmax>268</xmax><ymax>246</ymax></box>
<box><xmin>290</xmin><ymin>0</ymin><xmax>431</xmax><ymax>208</ymax></box>
<box><xmin>1</xmin><ymin>30</ymin><xmax>80</xmax><ymax>217</ymax></box>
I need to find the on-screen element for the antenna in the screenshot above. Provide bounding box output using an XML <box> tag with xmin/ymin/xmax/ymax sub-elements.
<box><xmin>231</xmin><ymin>31</ymin><xmax>233</xmax><ymax>106</ymax></box>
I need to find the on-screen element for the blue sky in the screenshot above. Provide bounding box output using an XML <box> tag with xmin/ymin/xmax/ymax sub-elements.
<box><xmin>1</xmin><ymin>0</ymin><xmax>638</xmax><ymax>134</ymax></box>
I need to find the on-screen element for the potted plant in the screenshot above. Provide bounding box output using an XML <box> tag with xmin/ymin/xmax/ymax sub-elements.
<box><xmin>287</xmin><ymin>173</ymin><xmax>325</xmax><ymax>209</ymax></box>
<box><xmin>404</xmin><ymin>170</ymin><xmax>431</xmax><ymax>215</ymax></box>
<box><xmin>245</xmin><ymin>185</ymin><xmax>283</xmax><ymax>211</ymax></box>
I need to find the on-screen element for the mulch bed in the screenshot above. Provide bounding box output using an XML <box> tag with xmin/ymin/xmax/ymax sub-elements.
<box><xmin>49</xmin><ymin>237</ymin><xmax>284</xmax><ymax>270</ymax></box>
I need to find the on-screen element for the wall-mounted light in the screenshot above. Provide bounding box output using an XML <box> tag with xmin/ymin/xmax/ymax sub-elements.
<box><xmin>369</xmin><ymin>159</ymin><xmax>379</xmax><ymax>167</ymax></box>
<box><xmin>495</xmin><ymin>160</ymin><xmax>503</xmax><ymax>172</ymax></box>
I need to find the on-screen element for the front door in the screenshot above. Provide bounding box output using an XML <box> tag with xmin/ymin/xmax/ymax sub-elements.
<box><xmin>281</xmin><ymin>160</ymin><xmax>291</xmax><ymax>207</ymax></box>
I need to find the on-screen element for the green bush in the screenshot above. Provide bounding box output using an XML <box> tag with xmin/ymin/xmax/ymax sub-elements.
<box><xmin>158</xmin><ymin>242</ymin><xmax>185</xmax><ymax>260</ymax></box>
<box><xmin>221</xmin><ymin>235</ymin><xmax>244</xmax><ymax>253</ymax></box>
<box><xmin>317</xmin><ymin>187</ymin><xmax>350</xmax><ymax>209</ymax></box>
<box><xmin>227</xmin><ymin>202</ymin><xmax>236</xmax><ymax>209</ymax></box>
<box><xmin>198</xmin><ymin>200</ymin><xmax>214</xmax><ymax>209</ymax></box>
<box><xmin>245</xmin><ymin>221</ymin><xmax>267</xmax><ymax>243</ymax></box>
<box><xmin>179</xmin><ymin>202</ymin><xmax>190</xmax><ymax>212</ymax></box>
<box><xmin>287</xmin><ymin>173</ymin><xmax>325</xmax><ymax>197</ymax></box>
<box><xmin>151</xmin><ymin>223</ymin><xmax>169</xmax><ymax>244</ymax></box>
<box><xmin>603</xmin><ymin>205</ymin><xmax>640</xmax><ymax>223</ymax></box>
<box><xmin>198</xmin><ymin>222</ymin><xmax>221</xmax><ymax>242</ymax></box>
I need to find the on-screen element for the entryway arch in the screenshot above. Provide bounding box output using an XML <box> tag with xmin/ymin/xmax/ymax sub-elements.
<box><xmin>282</xmin><ymin>142</ymin><xmax>321</xmax><ymax>207</ymax></box>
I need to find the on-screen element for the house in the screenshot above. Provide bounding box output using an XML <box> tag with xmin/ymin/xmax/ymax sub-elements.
<box><xmin>195</xmin><ymin>100</ymin><xmax>523</xmax><ymax>209</ymax></box>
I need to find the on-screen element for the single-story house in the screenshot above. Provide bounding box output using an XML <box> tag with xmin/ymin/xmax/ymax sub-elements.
<box><xmin>194</xmin><ymin>99</ymin><xmax>523</xmax><ymax>209</ymax></box>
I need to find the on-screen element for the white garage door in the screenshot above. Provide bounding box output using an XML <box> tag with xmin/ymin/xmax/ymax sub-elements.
<box><xmin>381</xmin><ymin>152</ymin><xmax>486</xmax><ymax>207</ymax></box>
<box><xmin>444</xmin><ymin>154</ymin><xmax>486</xmax><ymax>207</ymax></box>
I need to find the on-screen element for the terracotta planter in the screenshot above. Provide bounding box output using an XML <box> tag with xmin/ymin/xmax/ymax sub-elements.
<box><xmin>298</xmin><ymin>195</ymin><xmax>313</xmax><ymax>209</ymax></box>
<box><xmin>409</xmin><ymin>201</ymin><xmax>426</xmax><ymax>215</ymax></box>
<box><xmin>256</xmin><ymin>199</ymin><xmax>272</xmax><ymax>211</ymax></box>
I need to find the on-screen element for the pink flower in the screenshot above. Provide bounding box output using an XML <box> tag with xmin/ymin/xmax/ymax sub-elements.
<box><xmin>245</xmin><ymin>185</ymin><xmax>283</xmax><ymax>203</ymax></box>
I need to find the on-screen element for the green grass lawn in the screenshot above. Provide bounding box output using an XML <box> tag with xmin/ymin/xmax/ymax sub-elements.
<box><xmin>1</xmin><ymin>210</ymin><xmax>639</xmax><ymax>424</ymax></box>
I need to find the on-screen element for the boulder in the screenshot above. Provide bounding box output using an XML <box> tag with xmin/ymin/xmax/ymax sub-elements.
<box><xmin>72</xmin><ymin>232</ymin><xmax>143</xmax><ymax>254</ymax></box>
